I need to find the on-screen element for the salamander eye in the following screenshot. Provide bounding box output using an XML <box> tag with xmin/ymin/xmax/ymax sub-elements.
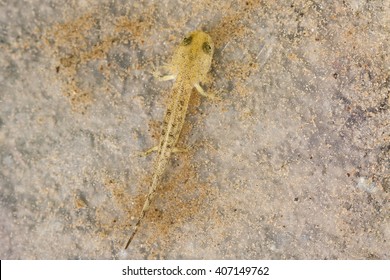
<box><xmin>182</xmin><ymin>36</ymin><xmax>193</xmax><ymax>46</ymax></box>
<box><xmin>202</xmin><ymin>42</ymin><xmax>212</xmax><ymax>54</ymax></box>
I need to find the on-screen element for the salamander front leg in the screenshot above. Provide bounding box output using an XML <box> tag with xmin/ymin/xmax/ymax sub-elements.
<box><xmin>194</xmin><ymin>83</ymin><xmax>220</xmax><ymax>100</ymax></box>
<box><xmin>152</xmin><ymin>64</ymin><xmax>177</xmax><ymax>82</ymax></box>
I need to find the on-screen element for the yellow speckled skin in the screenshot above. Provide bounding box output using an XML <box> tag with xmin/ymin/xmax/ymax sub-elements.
<box><xmin>125</xmin><ymin>31</ymin><xmax>214</xmax><ymax>249</ymax></box>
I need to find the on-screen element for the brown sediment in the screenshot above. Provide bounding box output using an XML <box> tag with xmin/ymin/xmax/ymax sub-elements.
<box><xmin>43</xmin><ymin>7</ymin><xmax>156</xmax><ymax>113</ymax></box>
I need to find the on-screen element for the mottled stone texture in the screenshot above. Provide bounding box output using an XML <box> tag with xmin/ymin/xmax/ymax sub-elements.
<box><xmin>0</xmin><ymin>0</ymin><xmax>389</xmax><ymax>259</ymax></box>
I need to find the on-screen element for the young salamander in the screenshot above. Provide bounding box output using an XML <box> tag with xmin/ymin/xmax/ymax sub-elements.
<box><xmin>125</xmin><ymin>30</ymin><xmax>215</xmax><ymax>249</ymax></box>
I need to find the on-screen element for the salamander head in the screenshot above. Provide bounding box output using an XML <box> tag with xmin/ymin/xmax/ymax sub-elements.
<box><xmin>171</xmin><ymin>30</ymin><xmax>214</xmax><ymax>79</ymax></box>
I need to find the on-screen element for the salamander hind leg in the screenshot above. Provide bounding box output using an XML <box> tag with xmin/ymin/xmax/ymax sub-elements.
<box><xmin>138</xmin><ymin>146</ymin><xmax>159</xmax><ymax>157</ymax></box>
<box><xmin>139</xmin><ymin>145</ymin><xmax>188</xmax><ymax>157</ymax></box>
